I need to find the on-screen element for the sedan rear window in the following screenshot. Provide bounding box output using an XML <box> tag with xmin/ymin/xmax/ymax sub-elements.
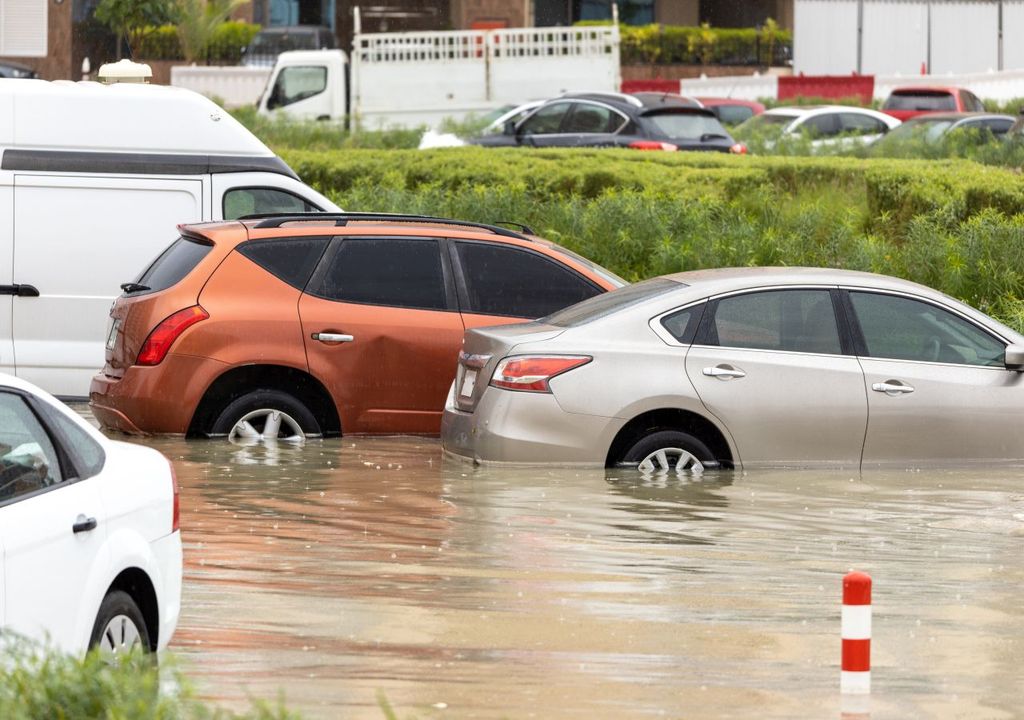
<box><xmin>543</xmin><ymin>278</ymin><xmax>680</xmax><ymax>327</ymax></box>
<box><xmin>883</xmin><ymin>91</ymin><xmax>957</xmax><ymax>111</ymax></box>
<box><xmin>129</xmin><ymin>236</ymin><xmax>212</xmax><ymax>296</ymax></box>
<box><xmin>643</xmin><ymin>111</ymin><xmax>729</xmax><ymax>140</ymax></box>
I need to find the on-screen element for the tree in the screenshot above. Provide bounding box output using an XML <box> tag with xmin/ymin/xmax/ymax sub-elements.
<box><xmin>760</xmin><ymin>17</ymin><xmax>780</xmax><ymax>68</ymax></box>
<box><xmin>174</xmin><ymin>0</ymin><xmax>250</xmax><ymax>64</ymax></box>
<box><xmin>95</xmin><ymin>0</ymin><xmax>175</xmax><ymax>60</ymax></box>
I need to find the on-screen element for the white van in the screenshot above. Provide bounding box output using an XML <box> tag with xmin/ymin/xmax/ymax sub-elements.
<box><xmin>0</xmin><ymin>79</ymin><xmax>339</xmax><ymax>398</ymax></box>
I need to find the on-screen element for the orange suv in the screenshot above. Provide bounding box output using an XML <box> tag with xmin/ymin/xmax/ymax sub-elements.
<box><xmin>89</xmin><ymin>213</ymin><xmax>624</xmax><ymax>439</ymax></box>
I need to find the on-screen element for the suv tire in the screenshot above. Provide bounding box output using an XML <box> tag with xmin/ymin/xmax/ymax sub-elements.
<box><xmin>212</xmin><ymin>389</ymin><xmax>321</xmax><ymax>441</ymax></box>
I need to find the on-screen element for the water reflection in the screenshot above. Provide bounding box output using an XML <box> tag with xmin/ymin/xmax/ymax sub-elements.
<box><xmin>80</xmin><ymin>414</ymin><xmax>1024</xmax><ymax>720</ymax></box>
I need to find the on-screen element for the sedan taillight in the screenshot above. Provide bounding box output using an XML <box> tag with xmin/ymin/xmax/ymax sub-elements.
<box><xmin>629</xmin><ymin>140</ymin><xmax>678</xmax><ymax>151</ymax></box>
<box><xmin>490</xmin><ymin>355</ymin><xmax>592</xmax><ymax>393</ymax></box>
<box><xmin>169</xmin><ymin>460</ymin><xmax>180</xmax><ymax>533</ymax></box>
<box><xmin>729</xmin><ymin>143</ymin><xmax>748</xmax><ymax>154</ymax></box>
<box><xmin>136</xmin><ymin>305</ymin><xmax>208</xmax><ymax>366</ymax></box>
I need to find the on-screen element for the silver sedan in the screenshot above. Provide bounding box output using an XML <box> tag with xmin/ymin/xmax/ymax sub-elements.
<box><xmin>441</xmin><ymin>267</ymin><xmax>1024</xmax><ymax>470</ymax></box>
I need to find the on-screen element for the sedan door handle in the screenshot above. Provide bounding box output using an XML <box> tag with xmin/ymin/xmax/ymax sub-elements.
<box><xmin>702</xmin><ymin>365</ymin><xmax>746</xmax><ymax>380</ymax></box>
<box><xmin>312</xmin><ymin>332</ymin><xmax>354</xmax><ymax>344</ymax></box>
<box><xmin>872</xmin><ymin>380</ymin><xmax>915</xmax><ymax>395</ymax></box>
<box><xmin>72</xmin><ymin>514</ymin><xmax>98</xmax><ymax>534</ymax></box>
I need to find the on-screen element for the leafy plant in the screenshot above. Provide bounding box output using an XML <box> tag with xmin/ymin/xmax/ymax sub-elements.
<box><xmin>173</xmin><ymin>0</ymin><xmax>249</xmax><ymax>64</ymax></box>
<box><xmin>94</xmin><ymin>0</ymin><xmax>175</xmax><ymax>59</ymax></box>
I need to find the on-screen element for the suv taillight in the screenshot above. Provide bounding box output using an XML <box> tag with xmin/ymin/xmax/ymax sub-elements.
<box><xmin>136</xmin><ymin>305</ymin><xmax>208</xmax><ymax>366</ymax></box>
<box><xmin>490</xmin><ymin>355</ymin><xmax>591</xmax><ymax>393</ymax></box>
<box><xmin>169</xmin><ymin>460</ymin><xmax>180</xmax><ymax>533</ymax></box>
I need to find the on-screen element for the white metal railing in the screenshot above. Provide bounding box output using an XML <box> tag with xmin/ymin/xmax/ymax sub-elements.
<box><xmin>170</xmin><ymin>66</ymin><xmax>271</xmax><ymax>108</ymax></box>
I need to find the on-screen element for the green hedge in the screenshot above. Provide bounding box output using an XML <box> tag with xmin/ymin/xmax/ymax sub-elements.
<box><xmin>277</xmin><ymin>147</ymin><xmax>1024</xmax><ymax>330</ymax></box>
<box><xmin>619</xmin><ymin>23</ymin><xmax>792</xmax><ymax>66</ymax></box>
<box><xmin>135</xmin><ymin>21</ymin><xmax>260</xmax><ymax>63</ymax></box>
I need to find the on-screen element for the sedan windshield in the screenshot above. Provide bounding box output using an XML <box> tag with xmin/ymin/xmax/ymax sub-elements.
<box><xmin>882</xmin><ymin>119</ymin><xmax>955</xmax><ymax>143</ymax></box>
<box><xmin>643</xmin><ymin>112</ymin><xmax>730</xmax><ymax>140</ymax></box>
<box><xmin>543</xmin><ymin>278</ymin><xmax>681</xmax><ymax>327</ymax></box>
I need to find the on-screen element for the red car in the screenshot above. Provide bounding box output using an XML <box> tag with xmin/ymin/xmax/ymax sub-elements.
<box><xmin>881</xmin><ymin>86</ymin><xmax>985</xmax><ymax>121</ymax></box>
<box><xmin>694</xmin><ymin>97</ymin><xmax>766</xmax><ymax>126</ymax></box>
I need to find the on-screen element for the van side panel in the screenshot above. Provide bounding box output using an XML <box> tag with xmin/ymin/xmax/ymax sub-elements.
<box><xmin>0</xmin><ymin>171</ymin><xmax>13</xmax><ymax>376</ymax></box>
<box><xmin>12</xmin><ymin>174</ymin><xmax>204</xmax><ymax>397</ymax></box>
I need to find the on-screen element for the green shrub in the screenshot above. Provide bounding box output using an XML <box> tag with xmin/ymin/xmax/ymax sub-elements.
<box><xmin>618</xmin><ymin>23</ymin><xmax>792</xmax><ymax>66</ymax></box>
<box><xmin>0</xmin><ymin>643</ymin><xmax>300</xmax><ymax>719</ymax></box>
<box><xmin>135</xmin><ymin>20</ymin><xmax>259</xmax><ymax>62</ymax></box>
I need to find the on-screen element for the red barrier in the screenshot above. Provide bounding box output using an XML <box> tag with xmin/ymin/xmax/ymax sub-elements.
<box><xmin>621</xmin><ymin>79</ymin><xmax>680</xmax><ymax>94</ymax></box>
<box><xmin>778</xmin><ymin>75</ymin><xmax>874</xmax><ymax>104</ymax></box>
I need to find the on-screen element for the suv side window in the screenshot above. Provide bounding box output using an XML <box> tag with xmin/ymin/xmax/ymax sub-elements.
<box><xmin>849</xmin><ymin>292</ymin><xmax>1004</xmax><ymax>366</ymax></box>
<box><xmin>0</xmin><ymin>392</ymin><xmax>64</xmax><ymax>503</ymax></box>
<box><xmin>224</xmin><ymin>188</ymin><xmax>321</xmax><ymax>220</ymax></box>
<box><xmin>239</xmin><ymin>236</ymin><xmax>330</xmax><ymax>290</ymax></box>
<box><xmin>519</xmin><ymin>102</ymin><xmax>571</xmax><ymax>135</ymax></box>
<box><xmin>704</xmin><ymin>290</ymin><xmax>841</xmax><ymax>354</ymax></box>
<box><xmin>454</xmin><ymin>241</ymin><xmax>601</xmax><ymax>318</ymax></box>
<box><xmin>267</xmin><ymin>66</ymin><xmax>328</xmax><ymax>109</ymax></box>
<box><xmin>311</xmin><ymin>237</ymin><xmax>448</xmax><ymax>311</ymax></box>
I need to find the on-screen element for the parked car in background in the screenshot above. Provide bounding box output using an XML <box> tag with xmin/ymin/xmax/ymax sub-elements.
<box><xmin>443</xmin><ymin>267</ymin><xmax>1024</xmax><ymax>470</ymax></box>
<box><xmin>90</xmin><ymin>214</ymin><xmax>624</xmax><ymax>440</ymax></box>
<box><xmin>871</xmin><ymin>112</ymin><xmax>1015</xmax><ymax>155</ymax></box>
<box><xmin>0</xmin><ymin>60</ymin><xmax>37</xmax><ymax>79</ymax></box>
<box><xmin>0</xmin><ymin>373</ymin><xmax>181</xmax><ymax>656</ymax></box>
<box><xmin>243</xmin><ymin>25</ymin><xmax>336</xmax><ymax>67</ymax></box>
<box><xmin>471</xmin><ymin>92</ymin><xmax>743</xmax><ymax>153</ymax></box>
<box><xmin>881</xmin><ymin>86</ymin><xmax>985</xmax><ymax>121</ymax></box>
<box><xmin>734</xmin><ymin>105</ymin><xmax>900</xmax><ymax>150</ymax></box>
<box><xmin>418</xmin><ymin>100</ymin><xmax>546</xmax><ymax>149</ymax></box>
<box><xmin>696</xmin><ymin>97</ymin><xmax>766</xmax><ymax>126</ymax></box>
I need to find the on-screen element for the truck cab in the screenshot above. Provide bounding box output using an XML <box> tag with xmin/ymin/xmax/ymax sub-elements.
<box><xmin>258</xmin><ymin>49</ymin><xmax>348</xmax><ymax>122</ymax></box>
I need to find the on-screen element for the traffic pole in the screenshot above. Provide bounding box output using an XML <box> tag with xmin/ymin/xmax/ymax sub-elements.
<box><xmin>841</xmin><ymin>571</ymin><xmax>872</xmax><ymax>695</ymax></box>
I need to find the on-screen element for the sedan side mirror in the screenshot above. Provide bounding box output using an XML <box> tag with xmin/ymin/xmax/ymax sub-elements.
<box><xmin>1005</xmin><ymin>343</ymin><xmax>1024</xmax><ymax>370</ymax></box>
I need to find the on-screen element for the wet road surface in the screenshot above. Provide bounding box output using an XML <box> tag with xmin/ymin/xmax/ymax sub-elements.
<box><xmin>106</xmin><ymin>423</ymin><xmax>1024</xmax><ymax>719</ymax></box>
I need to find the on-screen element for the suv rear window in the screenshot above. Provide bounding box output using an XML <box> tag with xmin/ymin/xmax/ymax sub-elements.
<box><xmin>129</xmin><ymin>236</ymin><xmax>212</xmax><ymax>295</ymax></box>
<box><xmin>883</xmin><ymin>91</ymin><xmax>957</xmax><ymax>111</ymax></box>
<box><xmin>238</xmin><ymin>236</ymin><xmax>329</xmax><ymax>290</ymax></box>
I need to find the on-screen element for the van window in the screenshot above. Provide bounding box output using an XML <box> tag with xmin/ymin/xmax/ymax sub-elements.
<box><xmin>267</xmin><ymin>66</ymin><xmax>328</xmax><ymax>109</ymax></box>
<box><xmin>224</xmin><ymin>188</ymin><xmax>321</xmax><ymax>220</ymax></box>
<box><xmin>130</xmin><ymin>237</ymin><xmax>212</xmax><ymax>295</ymax></box>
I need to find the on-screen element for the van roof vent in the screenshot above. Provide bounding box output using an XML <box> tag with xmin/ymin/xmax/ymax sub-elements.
<box><xmin>98</xmin><ymin>59</ymin><xmax>153</xmax><ymax>84</ymax></box>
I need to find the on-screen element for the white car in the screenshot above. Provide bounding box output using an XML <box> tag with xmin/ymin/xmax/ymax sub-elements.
<box><xmin>738</xmin><ymin>105</ymin><xmax>901</xmax><ymax>149</ymax></box>
<box><xmin>0</xmin><ymin>373</ymin><xmax>181</xmax><ymax>656</ymax></box>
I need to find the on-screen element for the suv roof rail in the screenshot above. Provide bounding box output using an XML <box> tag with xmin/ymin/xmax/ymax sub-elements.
<box><xmin>239</xmin><ymin>212</ymin><xmax>529</xmax><ymax>239</ymax></box>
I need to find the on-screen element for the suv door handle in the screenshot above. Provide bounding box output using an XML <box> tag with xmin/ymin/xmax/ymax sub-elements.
<box><xmin>872</xmin><ymin>380</ymin><xmax>914</xmax><ymax>395</ymax></box>
<box><xmin>312</xmin><ymin>332</ymin><xmax>354</xmax><ymax>344</ymax></box>
<box><xmin>702</xmin><ymin>365</ymin><xmax>746</xmax><ymax>379</ymax></box>
<box><xmin>0</xmin><ymin>284</ymin><xmax>39</xmax><ymax>297</ymax></box>
<box><xmin>72</xmin><ymin>514</ymin><xmax>98</xmax><ymax>534</ymax></box>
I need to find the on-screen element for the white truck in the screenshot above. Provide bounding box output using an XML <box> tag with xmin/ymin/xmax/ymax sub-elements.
<box><xmin>257</xmin><ymin>10</ymin><xmax>622</xmax><ymax>129</ymax></box>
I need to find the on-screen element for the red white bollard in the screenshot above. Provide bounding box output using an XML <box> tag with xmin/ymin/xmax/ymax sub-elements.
<box><xmin>841</xmin><ymin>571</ymin><xmax>872</xmax><ymax>695</ymax></box>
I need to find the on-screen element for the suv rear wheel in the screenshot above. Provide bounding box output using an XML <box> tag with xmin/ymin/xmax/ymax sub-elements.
<box><xmin>211</xmin><ymin>389</ymin><xmax>320</xmax><ymax>441</ymax></box>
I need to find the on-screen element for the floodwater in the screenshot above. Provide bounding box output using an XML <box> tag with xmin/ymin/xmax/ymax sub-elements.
<box><xmin>115</xmin><ymin>424</ymin><xmax>1024</xmax><ymax>719</ymax></box>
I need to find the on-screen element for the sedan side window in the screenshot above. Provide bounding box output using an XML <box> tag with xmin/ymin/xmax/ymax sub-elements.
<box><xmin>310</xmin><ymin>238</ymin><xmax>448</xmax><ymax>311</ymax></box>
<box><xmin>849</xmin><ymin>292</ymin><xmax>1004</xmax><ymax>366</ymax></box>
<box><xmin>840</xmin><ymin>113</ymin><xmax>887</xmax><ymax>136</ymax></box>
<box><xmin>518</xmin><ymin>102</ymin><xmax>572</xmax><ymax>135</ymax></box>
<box><xmin>224</xmin><ymin>188</ymin><xmax>321</xmax><ymax>220</ymax></box>
<box><xmin>800</xmin><ymin>114</ymin><xmax>840</xmax><ymax>137</ymax></box>
<box><xmin>0</xmin><ymin>393</ymin><xmax>64</xmax><ymax>503</ymax></box>
<box><xmin>706</xmin><ymin>290</ymin><xmax>841</xmax><ymax>354</ymax></box>
<box><xmin>455</xmin><ymin>242</ymin><xmax>601</xmax><ymax>318</ymax></box>
<box><xmin>563</xmin><ymin>103</ymin><xmax>625</xmax><ymax>134</ymax></box>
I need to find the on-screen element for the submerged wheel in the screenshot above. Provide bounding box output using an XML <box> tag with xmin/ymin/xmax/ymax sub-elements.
<box><xmin>89</xmin><ymin>590</ymin><xmax>151</xmax><ymax>657</ymax></box>
<box><xmin>211</xmin><ymin>390</ymin><xmax>320</xmax><ymax>442</ymax></box>
<box><xmin>622</xmin><ymin>430</ymin><xmax>716</xmax><ymax>474</ymax></box>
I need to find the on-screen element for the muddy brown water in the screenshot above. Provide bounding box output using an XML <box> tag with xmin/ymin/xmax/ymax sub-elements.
<box><xmin>81</xmin><ymin>406</ymin><xmax>1024</xmax><ymax>719</ymax></box>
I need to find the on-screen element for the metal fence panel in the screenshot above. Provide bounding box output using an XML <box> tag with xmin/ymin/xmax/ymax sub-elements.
<box><xmin>795</xmin><ymin>0</ymin><xmax>859</xmax><ymax>74</ymax></box>
<box><xmin>861</xmin><ymin>1</ymin><xmax>928</xmax><ymax>75</ymax></box>
<box><xmin>931</xmin><ymin>2</ymin><xmax>998</xmax><ymax>73</ymax></box>
<box><xmin>1002</xmin><ymin>1</ymin><xmax>1024</xmax><ymax>70</ymax></box>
